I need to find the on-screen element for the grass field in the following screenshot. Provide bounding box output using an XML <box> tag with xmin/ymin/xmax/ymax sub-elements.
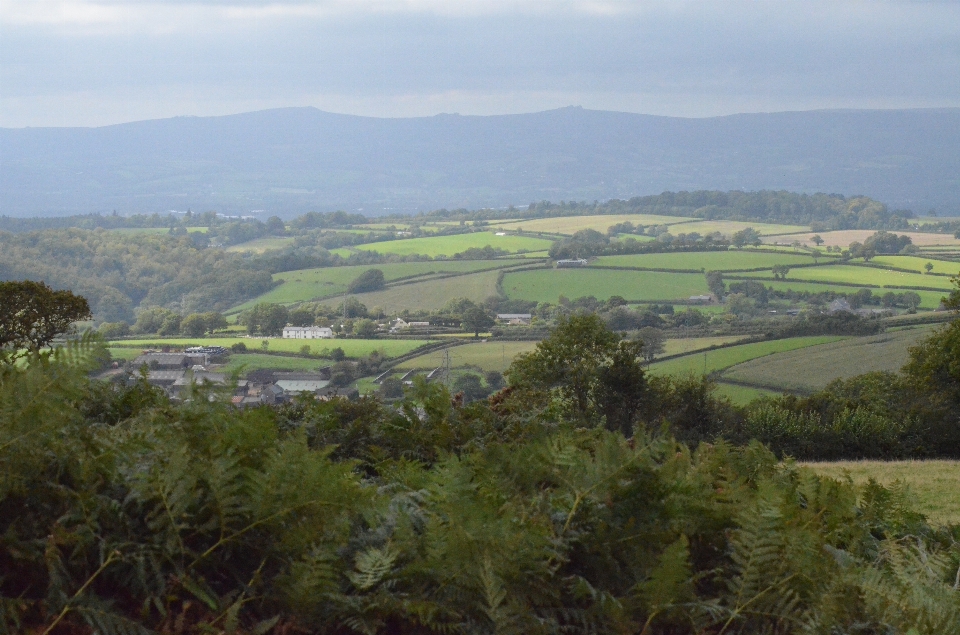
<box><xmin>109</xmin><ymin>337</ymin><xmax>431</xmax><ymax>359</ymax></box>
<box><xmin>869</xmin><ymin>255</ymin><xmax>960</xmax><ymax>275</ymax></box>
<box><xmin>668</xmin><ymin>220</ymin><xmax>810</xmax><ymax>237</ymax></box>
<box><xmin>756</xmin><ymin>280</ymin><xmax>947</xmax><ymax>309</ymax></box>
<box><xmin>353</xmin><ymin>232</ymin><xmax>554</xmax><ymax>257</ymax></box>
<box><xmin>319</xmin><ymin>269</ymin><xmax>504</xmax><ymax>312</ymax></box>
<box><xmin>393</xmin><ymin>341</ymin><xmax>540</xmax><ymax>373</ymax></box>
<box><xmin>593</xmin><ymin>250</ymin><xmax>816</xmax><ymax>271</ymax></box>
<box><xmin>662</xmin><ymin>336</ymin><xmax>749</xmax><ymax>356</ymax></box>
<box><xmin>221</xmin><ymin>353</ymin><xmax>334</xmax><ymax>374</ymax></box>
<box><xmin>713</xmin><ymin>383</ymin><xmax>783</xmax><ymax>405</ymax></box>
<box><xmin>230</xmin><ymin>260</ymin><xmax>526</xmax><ymax>312</ymax></box>
<box><xmin>107</xmin><ymin>348</ymin><xmax>142</xmax><ymax>361</ymax></box>
<box><xmin>486</xmin><ymin>214</ymin><xmax>696</xmax><ymax>235</ymax></box>
<box><xmin>648</xmin><ymin>336</ymin><xmax>845</xmax><ymax>376</ymax></box>
<box><xmin>740</xmin><ymin>264</ymin><xmax>956</xmax><ymax>290</ymax></box>
<box><xmin>720</xmin><ymin>326</ymin><xmax>935</xmax><ymax>393</ymax></box>
<box><xmin>803</xmin><ymin>460</ymin><xmax>960</xmax><ymax>525</ymax></box>
<box><xmin>503</xmin><ymin>269</ymin><xmax>710</xmax><ymax>303</ymax></box>
<box><xmin>766</xmin><ymin>230</ymin><xmax>960</xmax><ymax>248</ymax></box>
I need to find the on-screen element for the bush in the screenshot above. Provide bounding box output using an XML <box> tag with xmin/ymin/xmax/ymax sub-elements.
<box><xmin>347</xmin><ymin>268</ymin><xmax>386</xmax><ymax>293</ymax></box>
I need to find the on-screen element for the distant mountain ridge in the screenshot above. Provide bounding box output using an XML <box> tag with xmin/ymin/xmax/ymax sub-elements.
<box><xmin>1</xmin><ymin>106</ymin><xmax>959</xmax><ymax>217</ymax></box>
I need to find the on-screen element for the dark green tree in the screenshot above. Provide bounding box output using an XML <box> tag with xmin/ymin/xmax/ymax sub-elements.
<box><xmin>461</xmin><ymin>306</ymin><xmax>494</xmax><ymax>338</ymax></box>
<box><xmin>507</xmin><ymin>313</ymin><xmax>646</xmax><ymax>433</ymax></box>
<box><xmin>347</xmin><ymin>268</ymin><xmax>386</xmax><ymax>293</ymax></box>
<box><xmin>0</xmin><ymin>280</ymin><xmax>91</xmax><ymax>361</ymax></box>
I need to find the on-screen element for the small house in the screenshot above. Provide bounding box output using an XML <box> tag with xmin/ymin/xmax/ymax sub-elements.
<box><xmin>282</xmin><ymin>326</ymin><xmax>334</xmax><ymax>339</ymax></box>
<box><xmin>828</xmin><ymin>298</ymin><xmax>854</xmax><ymax>314</ymax></box>
<box><xmin>556</xmin><ymin>259</ymin><xmax>588</xmax><ymax>268</ymax></box>
<box><xmin>496</xmin><ymin>313</ymin><xmax>532</xmax><ymax>325</ymax></box>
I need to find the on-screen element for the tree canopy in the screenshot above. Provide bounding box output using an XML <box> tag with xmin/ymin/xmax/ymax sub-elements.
<box><xmin>0</xmin><ymin>280</ymin><xmax>91</xmax><ymax>361</ymax></box>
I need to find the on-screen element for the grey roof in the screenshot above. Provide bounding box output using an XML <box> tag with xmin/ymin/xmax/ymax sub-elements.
<box><xmin>497</xmin><ymin>313</ymin><xmax>532</xmax><ymax>319</ymax></box>
<box><xmin>275</xmin><ymin>379</ymin><xmax>330</xmax><ymax>393</ymax></box>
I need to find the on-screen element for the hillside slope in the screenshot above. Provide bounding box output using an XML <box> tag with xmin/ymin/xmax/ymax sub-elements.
<box><xmin>2</xmin><ymin>106</ymin><xmax>959</xmax><ymax>215</ymax></box>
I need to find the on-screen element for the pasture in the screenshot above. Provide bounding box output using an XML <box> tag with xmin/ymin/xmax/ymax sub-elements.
<box><xmin>740</xmin><ymin>264</ymin><xmax>956</xmax><ymax>290</ymax></box>
<box><xmin>648</xmin><ymin>336</ymin><xmax>845</xmax><ymax>376</ymax></box>
<box><xmin>666</xmin><ymin>220</ymin><xmax>809</xmax><ymax>237</ymax></box>
<box><xmin>661</xmin><ymin>336</ymin><xmax>749</xmax><ymax>356</ymax></box>
<box><xmin>593</xmin><ymin>250</ymin><xmax>816</xmax><ymax>271</ymax></box>
<box><xmin>803</xmin><ymin>460</ymin><xmax>960</xmax><ymax>525</ymax></box>
<box><xmin>765</xmin><ymin>230</ymin><xmax>960</xmax><ymax>248</ymax></box>
<box><xmin>393</xmin><ymin>341</ymin><xmax>540</xmax><ymax>373</ymax></box>
<box><xmin>721</xmin><ymin>326</ymin><xmax>935</xmax><ymax>393</ymax></box>
<box><xmin>502</xmin><ymin>269</ymin><xmax>710</xmax><ymax>303</ymax></box>
<box><xmin>221</xmin><ymin>353</ymin><xmax>333</xmax><ymax>374</ymax></box>
<box><xmin>757</xmin><ymin>280</ymin><xmax>946</xmax><ymax>309</ymax></box>
<box><xmin>869</xmin><ymin>255</ymin><xmax>960</xmax><ymax>275</ymax></box>
<box><xmin>353</xmin><ymin>232</ymin><xmax>553</xmax><ymax>257</ymax></box>
<box><xmin>713</xmin><ymin>383</ymin><xmax>783</xmax><ymax>405</ymax></box>
<box><xmin>486</xmin><ymin>214</ymin><xmax>695</xmax><ymax>235</ymax></box>
<box><xmin>230</xmin><ymin>260</ymin><xmax>525</xmax><ymax>312</ymax></box>
<box><xmin>318</xmin><ymin>269</ymin><xmax>504</xmax><ymax>312</ymax></box>
<box><xmin>109</xmin><ymin>337</ymin><xmax>432</xmax><ymax>359</ymax></box>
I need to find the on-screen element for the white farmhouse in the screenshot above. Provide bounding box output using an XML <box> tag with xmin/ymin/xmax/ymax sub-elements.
<box><xmin>282</xmin><ymin>326</ymin><xmax>334</xmax><ymax>339</ymax></box>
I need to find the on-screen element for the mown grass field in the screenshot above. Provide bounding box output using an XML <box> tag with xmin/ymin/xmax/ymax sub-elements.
<box><xmin>648</xmin><ymin>336</ymin><xmax>845</xmax><ymax>376</ymax></box>
<box><xmin>766</xmin><ymin>230</ymin><xmax>960</xmax><ymax>248</ymax></box>
<box><xmin>393</xmin><ymin>341</ymin><xmax>540</xmax><ymax>373</ymax></box>
<box><xmin>713</xmin><ymin>383</ymin><xmax>783</xmax><ymax>405</ymax></box>
<box><xmin>221</xmin><ymin>353</ymin><xmax>334</xmax><ymax>374</ymax></box>
<box><xmin>486</xmin><ymin>214</ymin><xmax>695</xmax><ymax>234</ymax></box>
<box><xmin>869</xmin><ymin>255</ymin><xmax>960</xmax><ymax>275</ymax></box>
<box><xmin>741</xmin><ymin>264</ymin><xmax>956</xmax><ymax>290</ymax></box>
<box><xmin>758</xmin><ymin>280</ymin><xmax>946</xmax><ymax>309</ymax></box>
<box><xmin>721</xmin><ymin>326</ymin><xmax>935</xmax><ymax>393</ymax></box>
<box><xmin>503</xmin><ymin>269</ymin><xmax>710</xmax><ymax>303</ymax></box>
<box><xmin>593</xmin><ymin>250</ymin><xmax>816</xmax><ymax>271</ymax></box>
<box><xmin>225</xmin><ymin>237</ymin><xmax>296</xmax><ymax>253</ymax></box>
<box><xmin>353</xmin><ymin>232</ymin><xmax>553</xmax><ymax>257</ymax></box>
<box><xmin>109</xmin><ymin>337</ymin><xmax>431</xmax><ymax>358</ymax></box>
<box><xmin>319</xmin><ymin>269</ymin><xmax>504</xmax><ymax>312</ymax></box>
<box><xmin>662</xmin><ymin>336</ymin><xmax>749</xmax><ymax>356</ymax></box>
<box><xmin>230</xmin><ymin>260</ymin><xmax>525</xmax><ymax>312</ymax></box>
<box><xmin>667</xmin><ymin>220</ymin><xmax>810</xmax><ymax>237</ymax></box>
<box><xmin>803</xmin><ymin>460</ymin><xmax>960</xmax><ymax>525</ymax></box>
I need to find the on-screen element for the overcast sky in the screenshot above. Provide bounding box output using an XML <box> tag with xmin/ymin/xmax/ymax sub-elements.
<box><xmin>1</xmin><ymin>0</ymin><xmax>959</xmax><ymax>128</ymax></box>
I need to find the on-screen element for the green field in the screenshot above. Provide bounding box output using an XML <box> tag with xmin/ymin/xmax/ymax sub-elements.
<box><xmin>110</xmin><ymin>337</ymin><xmax>431</xmax><ymax>359</ymax></box>
<box><xmin>230</xmin><ymin>260</ymin><xmax>526</xmax><ymax>312</ymax></box>
<box><xmin>662</xmin><ymin>336</ymin><xmax>749</xmax><ymax>356</ymax></box>
<box><xmin>225</xmin><ymin>237</ymin><xmax>296</xmax><ymax>253</ymax></box>
<box><xmin>648</xmin><ymin>336</ymin><xmax>845</xmax><ymax>376</ymax></box>
<box><xmin>668</xmin><ymin>220</ymin><xmax>810</xmax><ymax>237</ymax></box>
<box><xmin>319</xmin><ymin>269</ymin><xmax>504</xmax><ymax>313</ymax></box>
<box><xmin>107</xmin><ymin>347</ymin><xmax>143</xmax><ymax>361</ymax></box>
<box><xmin>757</xmin><ymin>279</ymin><xmax>947</xmax><ymax>309</ymax></box>
<box><xmin>221</xmin><ymin>353</ymin><xmax>334</xmax><ymax>374</ymax></box>
<box><xmin>804</xmin><ymin>460</ymin><xmax>960</xmax><ymax>525</ymax></box>
<box><xmin>486</xmin><ymin>214</ymin><xmax>696</xmax><ymax>235</ymax></box>
<box><xmin>593</xmin><ymin>250</ymin><xmax>816</xmax><ymax>271</ymax></box>
<box><xmin>741</xmin><ymin>264</ymin><xmax>956</xmax><ymax>290</ymax></box>
<box><xmin>713</xmin><ymin>383</ymin><xmax>783</xmax><ymax>405</ymax></box>
<box><xmin>393</xmin><ymin>341</ymin><xmax>540</xmax><ymax>373</ymax></box>
<box><xmin>721</xmin><ymin>326</ymin><xmax>935</xmax><ymax>393</ymax></box>
<box><xmin>353</xmin><ymin>232</ymin><xmax>554</xmax><ymax>257</ymax></box>
<box><xmin>503</xmin><ymin>269</ymin><xmax>710</xmax><ymax>303</ymax></box>
<box><xmin>868</xmin><ymin>255</ymin><xmax>960</xmax><ymax>276</ymax></box>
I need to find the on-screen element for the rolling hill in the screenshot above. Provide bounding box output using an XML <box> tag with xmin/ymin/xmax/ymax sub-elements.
<box><xmin>2</xmin><ymin>107</ymin><xmax>959</xmax><ymax>216</ymax></box>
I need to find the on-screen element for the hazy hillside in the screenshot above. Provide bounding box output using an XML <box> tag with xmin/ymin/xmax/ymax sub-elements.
<box><xmin>2</xmin><ymin>107</ymin><xmax>959</xmax><ymax>217</ymax></box>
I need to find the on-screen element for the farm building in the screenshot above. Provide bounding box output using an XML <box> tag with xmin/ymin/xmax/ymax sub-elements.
<box><xmin>828</xmin><ymin>298</ymin><xmax>854</xmax><ymax>314</ymax></box>
<box><xmin>497</xmin><ymin>313</ymin><xmax>532</xmax><ymax>325</ymax></box>
<box><xmin>282</xmin><ymin>326</ymin><xmax>334</xmax><ymax>339</ymax></box>
<box><xmin>556</xmin><ymin>259</ymin><xmax>588</xmax><ymax>268</ymax></box>
<box><xmin>689</xmin><ymin>295</ymin><xmax>714</xmax><ymax>304</ymax></box>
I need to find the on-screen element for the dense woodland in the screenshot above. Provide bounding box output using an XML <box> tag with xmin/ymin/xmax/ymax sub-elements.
<box><xmin>2</xmin><ymin>274</ymin><xmax>960</xmax><ymax>632</ymax></box>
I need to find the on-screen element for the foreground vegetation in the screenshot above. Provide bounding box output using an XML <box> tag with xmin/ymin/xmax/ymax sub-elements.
<box><xmin>4</xmin><ymin>330</ymin><xmax>960</xmax><ymax>633</ymax></box>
